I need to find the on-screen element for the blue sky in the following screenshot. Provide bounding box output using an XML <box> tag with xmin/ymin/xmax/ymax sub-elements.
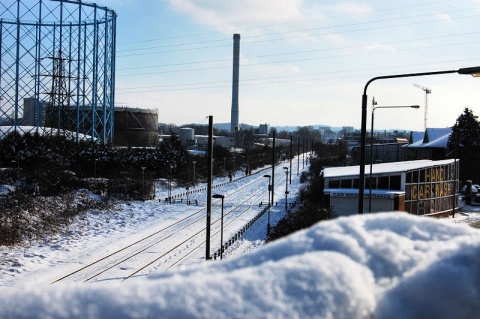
<box><xmin>101</xmin><ymin>0</ymin><xmax>480</xmax><ymax>131</ymax></box>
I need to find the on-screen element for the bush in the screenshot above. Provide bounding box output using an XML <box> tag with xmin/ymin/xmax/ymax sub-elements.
<box><xmin>0</xmin><ymin>191</ymin><xmax>111</xmax><ymax>247</ymax></box>
<box><xmin>266</xmin><ymin>203</ymin><xmax>333</xmax><ymax>242</ymax></box>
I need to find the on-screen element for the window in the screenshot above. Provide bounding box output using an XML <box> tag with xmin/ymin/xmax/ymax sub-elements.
<box><xmin>390</xmin><ymin>175</ymin><xmax>401</xmax><ymax>190</ymax></box>
<box><xmin>378</xmin><ymin>176</ymin><xmax>389</xmax><ymax>189</ymax></box>
<box><xmin>329</xmin><ymin>180</ymin><xmax>340</xmax><ymax>188</ymax></box>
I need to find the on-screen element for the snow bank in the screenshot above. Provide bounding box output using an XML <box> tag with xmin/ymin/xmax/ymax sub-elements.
<box><xmin>1</xmin><ymin>212</ymin><xmax>480</xmax><ymax>319</ymax></box>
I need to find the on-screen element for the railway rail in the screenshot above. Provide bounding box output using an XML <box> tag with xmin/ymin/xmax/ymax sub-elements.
<box><xmin>51</xmin><ymin>161</ymin><xmax>300</xmax><ymax>284</ymax></box>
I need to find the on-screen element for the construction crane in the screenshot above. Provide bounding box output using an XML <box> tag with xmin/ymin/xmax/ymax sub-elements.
<box><xmin>413</xmin><ymin>83</ymin><xmax>431</xmax><ymax>130</ymax></box>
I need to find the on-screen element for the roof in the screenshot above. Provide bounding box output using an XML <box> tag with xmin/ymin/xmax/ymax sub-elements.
<box><xmin>405</xmin><ymin>127</ymin><xmax>451</xmax><ymax>148</ymax></box>
<box><xmin>323</xmin><ymin>188</ymin><xmax>405</xmax><ymax>195</ymax></box>
<box><xmin>409</xmin><ymin>131</ymin><xmax>425</xmax><ymax>144</ymax></box>
<box><xmin>322</xmin><ymin>159</ymin><xmax>456</xmax><ymax>178</ymax></box>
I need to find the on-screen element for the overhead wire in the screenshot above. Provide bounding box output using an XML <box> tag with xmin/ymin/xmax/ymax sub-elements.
<box><xmin>116</xmin><ymin>0</ymin><xmax>453</xmax><ymax>47</ymax></box>
<box><xmin>114</xmin><ymin>1</ymin><xmax>480</xmax><ymax>102</ymax></box>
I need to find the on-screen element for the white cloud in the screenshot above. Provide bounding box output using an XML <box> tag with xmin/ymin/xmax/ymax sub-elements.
<box><xmin>436</xmin><ymin>12</ymin><xmax>452</xmax><ymax>22</ymax></box>
<box><xmin>169</xmin><ymin>0</ymin><xmax>305</xmax><ymax>32</ymax></box>
<box><xmin>329</xmin><ymin>2</ymin><xmax>373</xmax><ymax>16</ymax></box>
<box><xmin>365</xmin><ymin>42</ymin><xmax>395</xmax><ymax>53</ymax></box>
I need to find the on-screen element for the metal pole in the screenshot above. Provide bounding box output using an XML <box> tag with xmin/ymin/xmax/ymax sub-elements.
<box><xmin>271</xmin><ymin>130</ymin><xmax>275</xmax><ymax>206</ymax></box>
<box><xmin>453</xmin><ymin>120</ymin><xmax>458</xmax><ymax>218</ymax></box>
<box><xmin>369</xmin><ymin>100</ymin><xmax>375</xmax><ymax>213</ymax></box>
<box><xmin>289</xmin><ymin>135</ymin><xmax>293</xmax><ymax>184</ymax></box>
<box><xmin>302</xmin><ymin>139</ymin><xmax>305</xmax><ymax>169</ymax></box>
<box><xmin>263</xmin><ymin>175</ymin><xmax>271</xmax><ymax>235</ymax></box>
<box><xmin>284</xmin><ymin>167</ymin><xmax>289</xmax><ymax>211</ymax></box>
<box><xmin>368</xmin><ymin>103</ymin><xmax>419</xmax><ymax>212</ymax></box>
<box><xmin>220</xmin><ymin>196</ymin><xmax>224</xmax><ymax>260</ymax></box>
<box><xmin>297</xmin><ymin>136</ymin><xmax>300</xmax><ymax>176</ymax></box>
<box><xmin>206</xmin><ymin>115</ymin><xmax>213</xmax><ymax>260</ymax></box>
<box><xmin>192</xmin><ymin>161</ymin><xmax>196</xmax><ymax>188</ymax></box>
<box><xmin>141</xmin><ymin>166</ymin><xmax>146</xmax><ymax>198</ymax></box>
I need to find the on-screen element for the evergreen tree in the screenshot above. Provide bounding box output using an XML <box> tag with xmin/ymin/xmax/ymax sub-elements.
<box><xmin>447</xmin><ymin>108</ymin><xmax>480</xmax><ymax>160</ymax></box>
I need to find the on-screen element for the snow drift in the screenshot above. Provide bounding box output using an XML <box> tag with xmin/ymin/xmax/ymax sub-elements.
<box><xmin>1</xmin><ymin>212</ymin><xmax>479</xmax><ymax>319</ymax></box>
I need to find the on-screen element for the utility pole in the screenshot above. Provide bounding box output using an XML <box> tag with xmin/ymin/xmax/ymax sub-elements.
<box><xmin>206</xmin><ymin>116</ymin><xmax>213</xmax><ymax>260</ymax></box>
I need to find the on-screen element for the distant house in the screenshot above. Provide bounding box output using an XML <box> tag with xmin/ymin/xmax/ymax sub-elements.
<box><xmin>403</xmin><ymin>128</ymin><xmax>451</xmax><ymax>161</ymax></box>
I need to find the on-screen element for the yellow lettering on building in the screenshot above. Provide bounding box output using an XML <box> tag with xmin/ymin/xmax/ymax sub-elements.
<box><xmin>435</xmin><ymin>183</ymin><xmax>443</xmax><ymax>197</ymax></box>
<box><xmin>419</xmin><ymin>185</ymin><xmax>424</xmax><ymax>199</ymax></box>
<box><xmin>437</xmin><ymin>167</ymin><xmax>444</xmax><ymax>182</ymax></box>
<box><xmin>425</xmin><ymin>184</ymin><xmax>430</xmax><ymax>198</ymax></box>
<box><xmin>412</xmin><ymin>185</ymin><xmax>418</xmax><ymax>200</ymax></box>
<box><xmin>426</xmin><ymin>167</ymin><xmax>446</xmax><ymax>183</ymax></box>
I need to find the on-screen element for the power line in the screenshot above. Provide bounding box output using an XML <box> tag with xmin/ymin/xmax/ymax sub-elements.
<box><xmin>115</xmin><ymin>57</ymin><xmax>480</xmax><ymax>94</ymax></box>
<box><xmin>116</xmin><ymin>0</ymin><xmax>453</xmax><ymax>47</ymax></box>
<box><xmin>116</xmin><ymin>7</ymin><xmax>476</xmax><ymax>57</ymax></box>
<box><xmin>116</xmin><ymin>30</ymin><xmax>480</xmax><ymax>74</ymax></box>
<box><xmin>116</xmin><ymin>38</ymin><xmax>480</xmax><ymax>78</ymax></box>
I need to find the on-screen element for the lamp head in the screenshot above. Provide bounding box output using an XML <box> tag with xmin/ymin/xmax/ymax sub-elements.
<box><xmin>411</xmin><ymin>105</ymin><xmax>420</xmax><ymax>109</ymax></box>
<box><xmin>212</xmin><ymin>194</ymin><xmax>224</xmax><ymax>199</ymax></box>
<box><xmin>457</xmin><ymin>66</ymin><xmax>480</xmax><ymax>77</ymax></box>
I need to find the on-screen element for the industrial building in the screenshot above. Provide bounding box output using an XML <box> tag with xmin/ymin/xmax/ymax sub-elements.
<box><xmin>322</xmin><ymin>159</ymin><xmax>459</xmax><ymax>217</ymax></box>
<box><xmin>113</xmin><ymin>107</ymin><xmax>159</xmax><ymax>147</ymax></box>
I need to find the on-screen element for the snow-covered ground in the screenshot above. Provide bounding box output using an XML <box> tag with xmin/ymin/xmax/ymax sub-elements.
<box><xmin>1</xmin><ymin>159</ymin><xmax>480</xmax><ymax>318</ymax></box>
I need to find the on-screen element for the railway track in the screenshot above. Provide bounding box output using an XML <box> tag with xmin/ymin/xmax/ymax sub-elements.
<box><xmin>51</xmin><ymin>162</ymin><xmax>297</xmax><ymax>284</ymax></box>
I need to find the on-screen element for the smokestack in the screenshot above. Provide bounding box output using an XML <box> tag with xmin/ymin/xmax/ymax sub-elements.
<box><xmin>230</xmin><ymin>34</ymin><xmax>240</xmax><ymax>135</ymax></box>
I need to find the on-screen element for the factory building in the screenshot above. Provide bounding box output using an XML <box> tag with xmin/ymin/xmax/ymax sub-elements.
<box><xmin>322</xmin><ymin>159</ymin><xmax>459</xmax><ymax>217</ymax></box>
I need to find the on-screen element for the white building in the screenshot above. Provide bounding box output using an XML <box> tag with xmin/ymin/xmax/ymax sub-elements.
<box><xmin>322</xmin><ymin>159</ymin><xmax>459</xmax><ymax>217</ymax></box>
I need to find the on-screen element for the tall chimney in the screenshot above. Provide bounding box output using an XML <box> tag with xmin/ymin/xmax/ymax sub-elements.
<box><xmin>230</xmin><ymin>34</ymin><xmax>240</xmax><ymax>135</ymax></box>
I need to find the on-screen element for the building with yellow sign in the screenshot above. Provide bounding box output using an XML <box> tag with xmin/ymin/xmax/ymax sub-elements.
<box><xmin>321</xmin><ymin>159</ymin><xmax>459</xmax><ymax>217</ymax></box>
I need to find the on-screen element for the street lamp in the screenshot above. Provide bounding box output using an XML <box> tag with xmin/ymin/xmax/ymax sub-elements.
<box><xmin>283</xmin><ymin>167</ymin><xmax>289</xmax><ymax>211</ymax></box>
<box><xmin>358</xmin><ymin>66</ymin><xmax>480</xmax><ymax>214</ymax></box>
<box><xmin>169</xmin><ymin>165</ymin><xmax>173</xmax><ymax>204</ymax></box>
<box><xmin>368</xmin><ymin>100</ymin><xmax>419</xmax><ymax>212</ymax></box>
<box><xmin>212</xmin><ymin>194</ymin><xmax>225</xmax><ymax>260</ymax></box>
<box><xmin>192</xmin><ymin>161</ymin><xmax>196</xmax><ymax>189</ymax></box>
<box><xmin>141</xmin><ymin>166</ymin><xmax>146</xmax><ymax>198</ymax></box>
<box><xmin>263</xmin><ymin>174</ymin><xmax>271</xmax><ymax>235</ymax></box>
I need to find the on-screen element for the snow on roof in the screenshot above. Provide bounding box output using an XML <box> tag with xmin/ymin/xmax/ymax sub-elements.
<box><xmin>322</xmin><ymin>159</ymin><xmax>455</xmax><ymax>178</ymax></box>
<box><xmin>409</xmin><ymin>131</ymin><xmax>424</xmax><ymax>144</ymax></box>
<box><xmin>423</xmin><ymin>132</ymin><xmax>451</xmax><ymax>148</ymax></box>
<box><xmin>324</xmin><ymin>188</ymin><xmax>405</xmax><ymax>195</ymax></box>
<box><xmin>405</xmin><ymin>127</ymin><xmax>451</xmax><ymax>148</ymax></box>
<box><xmin>425</xmin><ymin>127</ymin><xmax>451</xmax><ymax>142</ymax></box>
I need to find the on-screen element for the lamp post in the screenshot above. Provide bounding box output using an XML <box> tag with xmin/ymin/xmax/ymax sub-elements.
<box><xmin>289</xmin><ymin>135</ymin><xmax>293</xmax><ymax>185</ymax></box>
<box><xmin>358</xmin><ymin>66</ymin><xmax>480</xmax><ymax>214</ymax></box>
<box><xmin>283</xmin><ymin>167</ymin><xmax>289</xmax><ymax>211</ymax></box>
<box><xmin>192</xmin><ymin>161</ymin><xmax>196</xmax><ymax>189</ymax></box>
<box><xmin>212</xmin><ymin>194</ymin><xmax>225</xmax><ymax>260</ymax></box>
<box><xmin>263</xmin><ymin>174</ymin><xmax>271</xmax><ymax>235</ymax></box>
<box><xmin>141</xmin><ymin>166</ymin><xmax>146</xmax><ymax>198</ymax></box>
<box><xmin>169</xmin><ymin>165</ymin><xmax>173</xmax><ymax>204</ymax></box>
<box><xmin>368</xmin><ymin>100</ymin><xmax>420</xmax><ymax>212</ymax></box>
